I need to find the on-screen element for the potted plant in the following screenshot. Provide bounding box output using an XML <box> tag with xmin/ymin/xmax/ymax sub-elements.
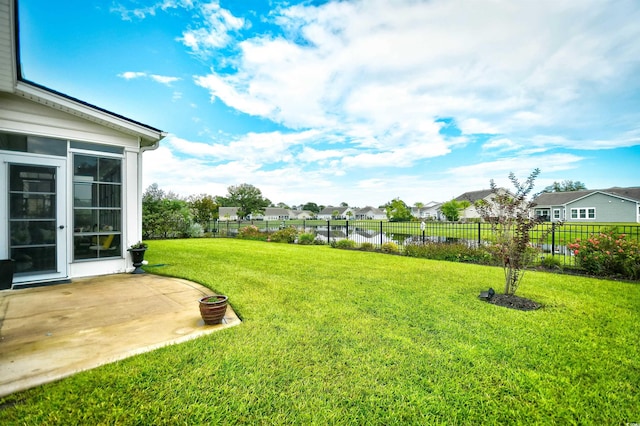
<box><xmin>128</xmin><ymin>241</ymin><xmax>148</xmax><ymax>274</ymax></box>
<box><xmin>198</xmin><ymin>295</ymin><xmax>228</xmax><ymax>325</ymax></box>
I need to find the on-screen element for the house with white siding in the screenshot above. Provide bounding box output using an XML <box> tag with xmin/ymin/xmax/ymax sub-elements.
<box><xmin>317</xmin><ymin>206</ymin><xmax>354</xmax><ymax>220</ymax></box>
<box><xmin>1</xmin><ymin>0</ymin><xmax>166</xmax><ymax>288</ymax></box>
<box><xmin>354</xmin><ymin>206</ymin><xmax>387</xmax><ymax>220</ymax></box>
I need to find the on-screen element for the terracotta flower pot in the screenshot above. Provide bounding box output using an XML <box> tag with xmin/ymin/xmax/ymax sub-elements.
<box><xmin>199</xmin><ymin>295</ymin><xmax>228</xmax><ymax>325</ymax></box>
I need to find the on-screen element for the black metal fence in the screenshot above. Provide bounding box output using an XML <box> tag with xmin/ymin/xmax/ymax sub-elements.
<box><xmin>203</xmin><ymin>220</ymin><xmax>640</xmax><ymax>268</ymax></box>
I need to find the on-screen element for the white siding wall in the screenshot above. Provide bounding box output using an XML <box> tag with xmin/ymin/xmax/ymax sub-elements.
<box><xmin>0</xmin><ymin>93</ymin><xmax>140</xmax><ymax>148</ymax></box>
<box><xmin>2</xmin><ymin>92</ymin><xmax>145</xmax><ymax>280</ymax></box>
<box><xmin>0</xmin><ymin>0</ymin><xmax>15</xmax><ymax>93</ymax></box>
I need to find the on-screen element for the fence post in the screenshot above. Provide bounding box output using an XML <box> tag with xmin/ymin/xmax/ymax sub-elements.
<box><xmin>380</xmin><ymin>221</ymin><xmax>383</xmax><ymax>246</ymax></box>
<box><xmin>346</xmin><ymin>220</ymin><xmax>349</xmax><ymax>239</ymax></box>
<box><xmin>327</xmin><ymin>220</ymin><xmax>330</xmax><ymax>242</ymax></box>
<box><xmin>551</xmin><ymin>222</ymin><xmax>556</xmax><ymax>256</ymax></box>
<box><xmin>478</xmin><ymin>222</ymin><xmax>481</xmax><ymax>246</ymax></box>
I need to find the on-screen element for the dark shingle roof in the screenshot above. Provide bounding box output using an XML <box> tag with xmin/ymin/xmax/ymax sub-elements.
<box><xmin>454</xmin><ymin>189</ymin><xmax>493</xmax><ymax>203</ymax></box>
<box><xmin>533</xmin><ymin>187</ymin><xmax>640</xmax><ymax>206</ymax></box>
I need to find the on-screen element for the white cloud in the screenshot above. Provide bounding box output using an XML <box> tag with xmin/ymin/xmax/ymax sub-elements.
<box><xmin>145</xmin><ymin>0</ymin><xmax>640</xmax><ymax>206</ymax></box>
<box><xmin>150</xmin><ymin>75</ymin><xmax>181</xmax><ymax>85</ymax></box>
<box><xmin>178</xmin><ymin>1</ymin><xmax>245</xmax><ymax>52</ymax></box>
<box><xmin>118</xmin><ymin>71</ymin><xmax>181</xmax><ymax>86</ymax></box>
<box><xmin>118</xmin><ymin>71</ymin><xmax>147</xmax><ymax>80</ymax></box>
<box><xmin>112</xmin><ymin>0</ymin><xmax>194</xmax><ymax>21</ymax></box>
<box><xmin>188</xmin><ymin>0</ymin><xmax>640</xmax><ymax>154</ymax></box>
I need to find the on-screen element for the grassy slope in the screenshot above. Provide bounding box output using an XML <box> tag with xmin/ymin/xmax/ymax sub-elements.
<box><xmin>1</xmin><ymin>239</ymin><xmax>638</xmax><ymax>424</ymax></box>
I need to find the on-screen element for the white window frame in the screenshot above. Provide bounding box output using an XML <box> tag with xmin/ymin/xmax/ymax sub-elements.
<box><xmin>553</xmin><ymin>209</ymin><xmax>561</xmax><ymax>220</ymax></box>
<box><xmin>570</xmin><ymin>207</ymin><xmax>596</xmax><ymax>220</ymax></box>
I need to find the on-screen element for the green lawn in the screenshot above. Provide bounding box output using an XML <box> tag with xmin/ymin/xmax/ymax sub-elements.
<box><xmin>1</xmin><ymin>239</ymin><xmax>639</xmax><ymax>424</ymax></box>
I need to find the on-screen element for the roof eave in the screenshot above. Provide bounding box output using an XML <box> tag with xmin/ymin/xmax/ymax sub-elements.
<box><xmin>14</xmin><ymin>80</ymin><xmax>166</xmax><ymax>146</ymax></box>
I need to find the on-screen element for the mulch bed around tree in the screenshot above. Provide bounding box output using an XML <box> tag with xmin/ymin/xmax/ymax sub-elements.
<box><xmin>487</xmin><ymin>294</ymin><xmax>542</xmax><ymax>311</ymax></box>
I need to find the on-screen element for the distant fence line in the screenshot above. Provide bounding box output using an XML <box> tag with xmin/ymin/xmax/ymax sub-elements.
<box><xmin>146</xmin><ymin>219</ymin><xmax>640</xmax><ymax>267</ymax></box>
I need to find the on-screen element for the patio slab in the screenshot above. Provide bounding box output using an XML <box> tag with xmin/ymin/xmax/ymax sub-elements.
<box><xmin>0</xmin><ymin>273</ymin><xmax>240</xmax><ymax>397</ymax></box>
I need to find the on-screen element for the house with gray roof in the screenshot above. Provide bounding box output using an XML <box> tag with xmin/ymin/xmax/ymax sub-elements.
<box><xmin>532</xmin><ymin>187</ymin><xmax>640</xmax><ymax>223</ymax></box>
<box><xmin>218</xmin><ymin>207</ymin><xmax>240</xmax><ymax>221</ymax></box>
<box><xmin>355</xmin><ymin>206</ymin><xmax>387</xmax><ymax>220</ymax></box>
<box><xmin>453</xmin><ymin>188</ymin><xmax>509</xmax><ymax>221</ymax></box>
<box><xmin>317</xmin><ymin>206</ymin><xmax>354</xmax><ymax>220</ymax></box>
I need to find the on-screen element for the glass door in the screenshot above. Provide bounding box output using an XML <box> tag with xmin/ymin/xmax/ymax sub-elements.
<box><xmin>4</xmin><ymin>155</ymin><xmax>67</xmax><ymax>283</ymax></box>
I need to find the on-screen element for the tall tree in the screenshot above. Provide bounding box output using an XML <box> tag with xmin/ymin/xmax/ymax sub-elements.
<box><xmin>188</xmin><ymin>194</ymin><xmax>219</xmax><ymax>231</ymax></box>
<box><xmin>542</xmin><ymin>180</ymin><xmax>587</xmax><ymax>193</ymax></box>
<box><xmin>142</xmin><ymin>184</ymin><xmax>191</xmax><ymax>238</ymax></box>
<box><xmin>218</xmin><ymin>183</ymin><xmax>271</xmax><ymax>219</ymax></box>
<box><xmin>384</xmin><ymin>198</ymin><xmax>413</xmax><ymax>222</ymax></box>
<box><xmin>302</xmin><ymin>202</ymin><xmax>320</xmax><ymax>213</ymax></box>
<box><xmin>414</xmin><ymin>202</ymin><xmax>425</xmax><ymax>218</ymax></box>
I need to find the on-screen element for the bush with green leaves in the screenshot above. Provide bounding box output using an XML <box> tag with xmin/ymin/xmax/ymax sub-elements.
<box><xmin>269</xmin><ymin>226</ymin><xmax>298</xmax><ymax>243</ymax></box>
<box><xmin>297</xmin><ymin>232</ymin><xmax>316</xmax><ymax>245</ymax></box>
<box><xmin>404</xmin><ymin>242</ymin><xmax>493</xmax><ymax>264</ymax></box>
<box><xmin>539</xmin><ymin>254</ymin><xmax>562</xmax><ymax>270</ymax></box>
<box><xmin>568</xmin><ymin>231</ymin><xmax>640</xmax><ymax>279</ymax></box>
<box><xmin>359</xmin><ymin>242</ymin><xmax>376</xmax><ymax>251</ymax></box>
<box><xmin>237</xmin><ymin>225</ymin><xmax>267</xmax><ymax>241</ymax></box>
<box><xmin>333</xmin><ymin>239</ymin><xmax>357</xmax><ymax>249</ymax></box>
<box><xmin>380</xmin><ymin>242</ymin><xmax>399</xmax><ymax>254</ymax></box>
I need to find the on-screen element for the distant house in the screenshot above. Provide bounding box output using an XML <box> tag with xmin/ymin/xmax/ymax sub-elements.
<box><xmin>317</xmin><ymin>206</ymin><xmax>354</xmax><ymax>220</ymax></box>
<box><xmin>355</xmin><ymin>206</ymin><xmax>387</xmax><ymax>220</ymax></box>
<box><xmin>251</xmin><ymin>208</ymin><xmax>290</xmax><ymax>221</ymax></box>
<box><xmin>532</xmin><ymin>187</ymin><xmax>640</xmax><ymax>223</ymax></box>
<box><xmin>289</xmin><ymin>210</ymin><xmax>315</xmax><ymax>220</ymax></box>
<box><xmin>219</xmin><ymin>207</ymin><xmax>240</xmax><ymax>221</ymax></box>
<box><xmin>453</xmin><ymin>189</ymin><xmax>509</xmax><ymax>221</ymax></box>
<box><xmin>1</xmin><ymin>0</ymin><xmax>166</xmax><ymax>287</ymax></box>
<box><xmin>412</xmin><ymin>201</ymin><xmax>443</xmax><ymax>221</ymax></box>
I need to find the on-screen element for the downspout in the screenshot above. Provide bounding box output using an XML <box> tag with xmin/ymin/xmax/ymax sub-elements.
<box><xmin>137</xmin><ymin>136</ymin><xmax>164</xmax><ymax>243</ymax></box>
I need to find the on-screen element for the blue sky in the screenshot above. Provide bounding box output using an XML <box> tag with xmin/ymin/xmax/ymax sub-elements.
<box><xmin>17</xmin><ymin>0</ymin><xmax>640</xmax><ymax>207</ymax></box>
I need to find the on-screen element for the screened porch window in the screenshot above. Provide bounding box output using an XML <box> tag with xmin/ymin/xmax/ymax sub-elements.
<box><xmin>73</xmin><ymin>154</ymin><xmax>122</xmax><ymax>260</ymax></box>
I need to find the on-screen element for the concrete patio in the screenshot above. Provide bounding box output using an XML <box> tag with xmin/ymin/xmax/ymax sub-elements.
<box><xmin>0</xmin><ymin>273</ymin><xmax>241</xmax><ymax>397</ymax></box>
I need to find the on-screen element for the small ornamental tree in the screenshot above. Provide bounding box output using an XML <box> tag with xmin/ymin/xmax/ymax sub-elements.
<box><xmin>441</xmin><ymin>199</ymin><xmax>471</xmax><ymax>221</ymax></box>
<box><xmin>475</xmin><ymin>169</ymin><xmax>557</xmax><ymax>295</ymax></box>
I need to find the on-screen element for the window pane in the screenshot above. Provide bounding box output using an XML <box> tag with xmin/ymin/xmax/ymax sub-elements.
<box><xmin>73</xmin><ymin>182</ymin><xmax>94</xmax><ymax>207</ymax></box>
<box><xmin>100</xmin><ymin>210</ymin><xmax>121</xmax><ymax>232</ymax></box>
<box><xmin>10</xmin><ymin>193</ymin><xmax>55</xmax><ymax>219</ymax></box>
<box><xmin>74</xmin><ymin>209</ymin><xmax>98</xmax><ymax>232</ymax></box>
<box><xmin>99</xmin><ymin>158</ymin><xmax>121</xmax><ymax>182</ymax></box>
<box><xmin>11</xmin><ymin>246</ymin><xmax>56</xmax><ymax>273</ymax></box>
<box><xmin>27</xmin><ymin>136</ymin><xmax>67</xmax><ymax>156</ymax></box>
<box><xmin>10</xmin><ymin>165</ymin><xmax>55</xmax><ymax>192</ymax></box>
<box><xmin>571</xmin><ymin>210</ymin><xmax>577</xmax><ymax>219</ymax></box>
<box><xmin>579</xmin><ymin>210</ymin><xmax>586</xmax><ymax>218</ymax></box>
<box><xmin>99</xmin><ymin>184</ymin><xmax>121</xmax><ymax>208</ymax></box>
<box><xmin>588</xmin><ymin>209</ymin><xmax>595</xmax><ymax>219</ymax></box>
<box><xmin>74</xmin><ymin>155</ymin><xmax>97</xmax><ymax>181</ymax></box>
<box><xmin>74</xmin><ymin>234</ymin><xmax>121</xmax><ymax>260</ymax></box>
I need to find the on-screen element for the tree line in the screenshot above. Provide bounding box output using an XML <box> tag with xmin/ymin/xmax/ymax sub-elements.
<box><xmin>143</xmin><ymin>179</ymin><xmax>587</xmax><ymax>237</ymax></box>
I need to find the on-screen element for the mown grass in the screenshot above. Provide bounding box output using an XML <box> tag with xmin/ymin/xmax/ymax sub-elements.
<box><xmin>1</xmin><ymin>239</ymin><xmax>639</xmax><ymax>424</ymax></box>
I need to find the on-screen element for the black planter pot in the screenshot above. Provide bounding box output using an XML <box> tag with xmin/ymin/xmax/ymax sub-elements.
<box><xmin>128</xmin><ymin>248</ymin><xmax>147</xmax><ymax>274</ymax></box>
<box><xmin>1</xmin><ymin>259</ymin><xmax>15</xmax><ymax>290</ymax></box>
